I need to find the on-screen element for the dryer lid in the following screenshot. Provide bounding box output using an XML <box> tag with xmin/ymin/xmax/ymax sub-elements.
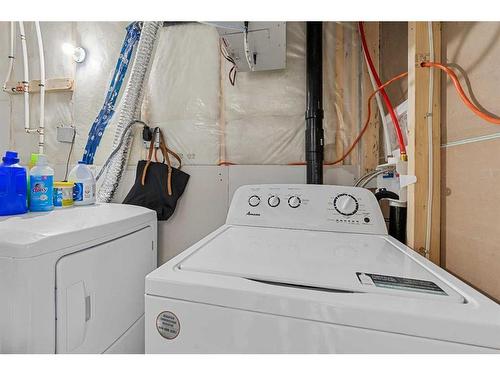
<box><xmin>177</xmin><ymin>225</ymin><xmax>465</xmax><ymax>303</ymax></box>
<box><xmin>0</xmin><ymin>203</ymin><xmax>156</xmax><ymax>258</ymax></box>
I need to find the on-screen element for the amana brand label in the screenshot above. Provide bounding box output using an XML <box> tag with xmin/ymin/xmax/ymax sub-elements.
<box><xmin>156</xmin><ymin>311</ymin><xmax>180</xmax><ymax>339</ymax></box>
<box><xmin>357</xmin><ymin>272</ymin><xmax>447</xmax><ymax>295</ymax></box>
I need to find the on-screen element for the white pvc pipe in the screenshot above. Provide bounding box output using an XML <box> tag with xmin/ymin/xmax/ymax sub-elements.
<box><xmin>424</xmin><ymin>21</ymin><xmax>435</xmax><ymax>259</ymax></box>
<box><xmin>361</xmin><ymin>48</ymin><xmax>392</xmax><ymax>159</ymax></box>
<box><xmin>18</xmin><ymin>22</ymin><xmax>31</xmax><ymax>133</ymax></box>
<box><xmin>243</xmin><ymin>26</ymin><xmax>254</xmax><ymax>71</ymax></box>
<box><xmin>35</xmin><ymin>21</ymin><xmax>45</xmax><ymax>154</ymax></box>
<box><xmin>3</xmin><ymin>22</ymin><xmax>15</xmax><ymax>90</ymax></box>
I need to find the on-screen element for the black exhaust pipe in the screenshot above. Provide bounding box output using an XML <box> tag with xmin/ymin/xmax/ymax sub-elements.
<box><xmin>305</xmin><ymin>22</ymin><xmax>324</xmax><ymax>185</ymax></box>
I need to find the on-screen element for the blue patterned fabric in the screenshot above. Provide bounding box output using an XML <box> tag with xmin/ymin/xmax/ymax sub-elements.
<box><xmin>82</xmin><ymin>22</ymin><xmax>142</xmax><ymax>164</ymax></box>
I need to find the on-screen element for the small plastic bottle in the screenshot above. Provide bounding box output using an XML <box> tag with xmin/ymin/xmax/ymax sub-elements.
<box><xmin>29</xmin><ymin>154</ymin><xmax>54</xmax><ymax>212</ymax></box>
<box><xmin>0</xmin><ymin>151</ymin><xmax>28</xmax><ymax>216</ymax></box>
<box><xmin>68</xmin><ymin>161</ymin><xmax>96</xmax><ymax>206</ymax></box>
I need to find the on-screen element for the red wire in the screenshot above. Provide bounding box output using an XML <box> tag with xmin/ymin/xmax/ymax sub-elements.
<box><xmin>358</xmin><ymin>22</ymin><xmax>407</xmax><ymax>158</ymax></box>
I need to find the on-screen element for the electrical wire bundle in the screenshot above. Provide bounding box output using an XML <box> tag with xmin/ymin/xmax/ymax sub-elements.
<box><xmin>82</xmin><ymin>21</ymin><xmax>142</xmax><ymax>165</ymax></box>
<box><xmin>358</xmin><ymin>22</ymin><xmax>407</xmax><ymax>161</ymax></box>
<box><xmin>324</xmin><ymin>71</ymin><xmax>409</xmax><ymax>166</ymax></box>
<box><xmin>220</xmin><ymin>38</ymin><xmax>237</xmax><ymax>86</ymax></box>
<box><xmin>243</xmin><ymin>21</ymin><xmax>254</xmax><ymax>71</ymax></box>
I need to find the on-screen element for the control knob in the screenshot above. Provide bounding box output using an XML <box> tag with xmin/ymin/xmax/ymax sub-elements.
<box><xmin>288</xmin><ymin>196</ymin><xmax>301</xmax><ymax>208</ymax></box>
<box><xmin>248</xmin><ymin>195</ymin><xmax>260</xmax><ymax>207</ymax></box>
<box><xmin>333</xmin><ymin>193</ymin><xmax>359</xmax><ymax>216</ymax></box>
<box><xmin>268</xmin><ymin>195</ymin><xmax>280</xmax><ymax>207</ymax></box>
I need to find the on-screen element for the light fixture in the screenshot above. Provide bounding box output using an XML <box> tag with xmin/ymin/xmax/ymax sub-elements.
<box><xmin>62</xmin><ymin>42</ymin><xmax>86</xmax><ymax>63</ymax></box>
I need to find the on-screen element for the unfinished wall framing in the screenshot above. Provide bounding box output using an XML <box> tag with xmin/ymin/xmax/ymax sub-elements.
<box><xmin>407</xmin><ymin>22</ymin><xmax>442</xmax><ymax>265</ymax></box>
<box><xmin>398</xmin><ymin>21</ymin><xmax>500</xmax><ymax>301</ymax></box>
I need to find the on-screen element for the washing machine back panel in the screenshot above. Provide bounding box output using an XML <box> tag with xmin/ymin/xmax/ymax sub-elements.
<box><xmin>227</xmin><ymin>185</ymin><xmax>387</xmax><ymax>235</ymax></box>
<box><xmin>56</xmin><ymin>226</ymin><xmax>155</xmax><ymax>354</ymax></box>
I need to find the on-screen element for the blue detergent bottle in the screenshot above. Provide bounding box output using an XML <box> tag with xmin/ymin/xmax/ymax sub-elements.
<box><xmin>29</xmin><ymin>154</ymin><xmax>54</xmax><ymax>212</ymax></box>
<box><xmin>0</xmin><ymin>151</ymin><xmax>28</xmax><ymax>216</ymax></box>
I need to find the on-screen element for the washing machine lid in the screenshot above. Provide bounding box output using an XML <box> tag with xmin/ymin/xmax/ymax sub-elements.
<box><xmin>0</xmin><ymin>203</ymin><xmax>156</xmax><ymax>258</ymax></box>
<box><xmin>146</xmin><ymin>224</ymin><xmax>500</xmax><ymax>350</ymax></box>
<box><xmin>177</xmin><ymin>225</ymin><xmax>464</xmax><ymax>302</ymax></box>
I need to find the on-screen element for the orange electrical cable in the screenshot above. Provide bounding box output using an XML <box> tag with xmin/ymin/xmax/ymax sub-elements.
<box><xmin>217</xmin><ymin>62</ymin><xmax>497</xmax><ymax>168</ymax></box>
<box><xmin>359</xmin><ymin>22</ymin><xmax>407</xmax><ymax>159</ymax></box>
<box><xmin>323</xmin><ymin>71</ymin><xmax>409</xmax><ymax>166</ymax></box>
<box><xmin>422</xmin><ymin>61</ymin><xmax>500</xmax><ymax>125</ymax></box>
<box><xmin>217</xmin><ymin>72</ymin><xmax>408</xmax><ymax>168</ymax></box>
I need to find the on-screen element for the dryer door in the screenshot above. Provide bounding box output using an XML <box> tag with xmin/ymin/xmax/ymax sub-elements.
<box><xmin>56</xmin><ymin>226</ymin><xmax>155</xmax><ymax>353</ymax></box>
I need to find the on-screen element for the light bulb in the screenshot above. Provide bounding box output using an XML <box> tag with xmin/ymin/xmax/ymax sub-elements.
<box><xmin>72</xmin><ymin>47</ymin><xmax>86</xmax><ymax>63</ymax></box>
<box><xmin>62</xmin><ymin>43</ymin><xmax>86</xmax><ymax>63</ymax></box>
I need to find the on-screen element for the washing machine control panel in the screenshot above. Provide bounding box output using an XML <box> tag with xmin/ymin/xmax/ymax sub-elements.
<box><xmin>227</xmin><ymin>184</ymin><xmax>387</xmax><ymax>235</ymax></box>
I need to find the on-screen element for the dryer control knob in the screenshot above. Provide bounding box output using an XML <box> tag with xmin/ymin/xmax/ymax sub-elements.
<box><xmin>248</xmin><ymin>195</ymin><xmax>261</xmax><ymax>207</ymax></box>
<box><xmin>288</xmin><ymin>196</ymin><xmax>301</xmax><ymax>208</ymax></box>
<box><xmin>268</xmin><ymin>195</ymin><xmax>280</xmax><ymax>207</ymax></box>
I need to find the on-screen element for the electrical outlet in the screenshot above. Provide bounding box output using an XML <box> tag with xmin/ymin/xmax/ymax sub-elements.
<box><xmin>143</xmin><ymin>130</ymin><xmax>160</xmax><ymax>149</ymax></box>
<box><xmin>56</xmin><ymin>126</ymin><xmax>76</xmax><ymax>143</ymax></box>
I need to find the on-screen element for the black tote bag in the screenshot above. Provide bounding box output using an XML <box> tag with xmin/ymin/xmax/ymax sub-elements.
<box><xmin>123</xmin><ymin>128</ymin><xmax>189</xmax><ymax>220</ymax></box>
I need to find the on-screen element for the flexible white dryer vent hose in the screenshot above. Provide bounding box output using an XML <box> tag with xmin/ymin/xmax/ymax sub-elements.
<box><xmin>97</xmin><ymin>21</ymin><xmax>161</xmax><ymax>203</ymax></box>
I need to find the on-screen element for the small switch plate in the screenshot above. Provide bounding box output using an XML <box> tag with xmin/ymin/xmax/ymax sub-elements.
<box><xmin>56</xmin><ymin>126</ymin><xmax>76</xmax><ymax>143</ymax></box>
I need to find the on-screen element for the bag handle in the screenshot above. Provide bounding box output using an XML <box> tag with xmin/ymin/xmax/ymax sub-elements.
<box><xmin>141</xmin><ymin>127</ymin><xmax>181</xmax><ymax>196</ymax></box>
<box><xmin>158</xmin><ymin>130</ymin><xmax>173</xmax><ymax>196</ymax></box>
<box><xmin>141</xmin><ymin>128</ymin><xmax>172</xmax><ymax>193</ymax></box>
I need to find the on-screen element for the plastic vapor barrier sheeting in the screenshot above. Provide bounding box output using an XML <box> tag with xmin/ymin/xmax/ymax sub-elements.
<box><xmin>1</xmin><ymin>21</ymin><xmax>365</xmax><ymax>168</ymax></box>
<box><xmin>143</xmin><ymin>22</ymin><xmax>364</xmax><ymax>165</ymax></box>
<box><xmin>142</xmin><ymin>23</ymin><xmax>221</xmax><ymax>165</ymax></box>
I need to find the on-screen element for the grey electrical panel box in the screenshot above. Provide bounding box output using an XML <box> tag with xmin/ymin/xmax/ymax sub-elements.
<box><xmin>212</xmin><ymin>22</ymin><xmax>286</xmax><ymax>72</ymax></box>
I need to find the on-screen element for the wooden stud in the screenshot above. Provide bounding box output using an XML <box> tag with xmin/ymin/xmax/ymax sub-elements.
<box><xmin>322</xmin><ymin>22</ymin><xmax>379</xmax><ymax>172</ymax></box>
<box><xmin>360</xmin><ymin>22</ymin><xmax>380</xmax><ymax>173</ymax></box>
<box><xmin>333</xmin><ymin>23</ymin><xmax>345</xmax><ymax>163</ymax></box>
<box><xmin>218</xmin><ymin>39</ymin><xmax>227</xmax><ymax>165</ymax></box>
<box><xmin>407</xmin><ymin>22</ymin><xmax>441</xmax><ymax>265</ymax></box>
<box><xmin>322</xmin><ymin>22</ymin><xmax>338</xmax><ymax>164</ymax></box>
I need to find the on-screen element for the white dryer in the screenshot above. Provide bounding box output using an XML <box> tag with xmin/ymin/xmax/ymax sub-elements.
<box><xmin>145</xmin><ymin>184</ymin><xmax>500</xmax><ymax>353</ymax></box>
<box><xmin>0</xmin><ymin>203</ymin><xmax>157</xmax><ymax>353</ymax></box>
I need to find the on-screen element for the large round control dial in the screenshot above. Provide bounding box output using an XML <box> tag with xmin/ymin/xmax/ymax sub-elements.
<box><xmin>248</xmin><ymin>195</ymin><xmax>260</xmax><ymax>207</ymax></box>
<box><xmin>288</xmin><ymin>196</ymin><xmax>301</xmax><ymax>208</ymax></box>
<box><xmin>333</xmin><ymin>193</ymin><xmax>359</xmax><ymax>216</ymax></box>
<box><xmin>268</xmin><ymin>195</ymin><xmax>280</xmax><ymax>207</ymax></box>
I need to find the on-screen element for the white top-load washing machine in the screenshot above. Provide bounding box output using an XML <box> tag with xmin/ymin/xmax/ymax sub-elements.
<box><xmin>0</xmin><ymin>203</ymin><xmax>157</xmax><ymax>354</ymax></box>
<box><xmin>145</xmin><ymin>184</ymin><xmax>500</xmax><ymax>353</ymax></box>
